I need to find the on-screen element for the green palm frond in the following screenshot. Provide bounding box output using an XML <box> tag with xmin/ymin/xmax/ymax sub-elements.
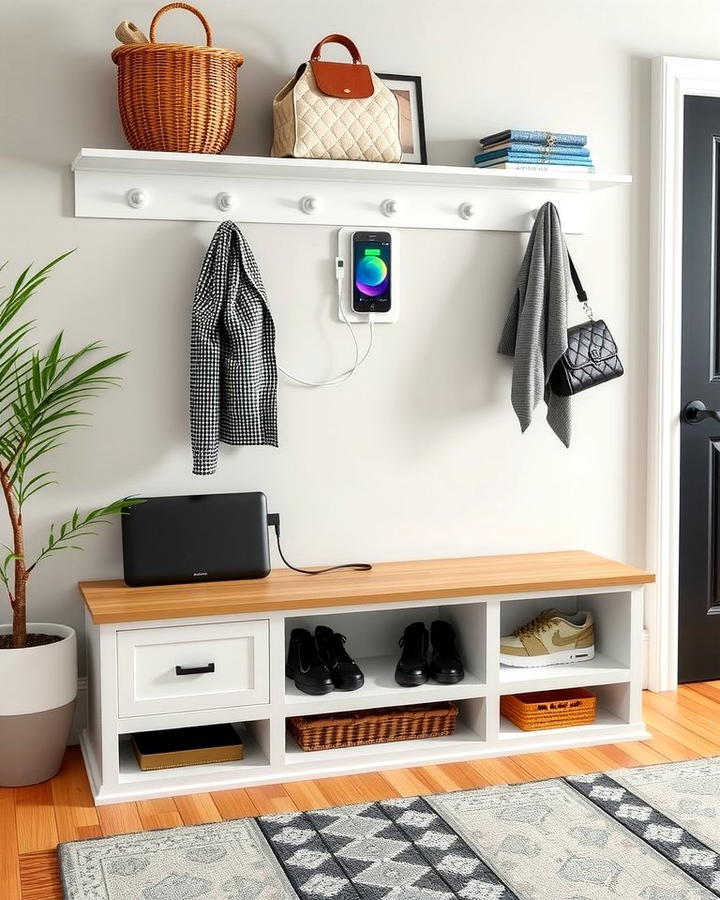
<box><xmin>27</xmin><ymin>498</ymin><xmax>143</xmax><ymax>573</ymax></box>
<box><xmin>0</xmin><ymin>253</ymin><xmax>134</xmax><ymax>606</ymax></box>
<box><xmin>2</xmin><ymin>340</ymin><xmax>128</xmax><ymax>503</ymax></box>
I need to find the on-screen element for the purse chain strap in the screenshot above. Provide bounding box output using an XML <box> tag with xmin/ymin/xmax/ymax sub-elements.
<box><xmin>567</xmin><ymin>252</ymin><xmax>594</xmax><ymax>321</ymax></box>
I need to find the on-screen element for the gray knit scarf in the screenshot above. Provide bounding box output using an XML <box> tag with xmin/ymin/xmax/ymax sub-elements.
<box><xmin>497</xmin><ymin>201</ymin><xmax>571</xmax><ymax>446</ymax></box>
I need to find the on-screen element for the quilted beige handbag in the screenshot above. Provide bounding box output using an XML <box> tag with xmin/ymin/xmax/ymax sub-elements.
<box><xmin>271</xmin><ymin>34</ymin><xmax>402</xmax><ymax>163</ymax></box>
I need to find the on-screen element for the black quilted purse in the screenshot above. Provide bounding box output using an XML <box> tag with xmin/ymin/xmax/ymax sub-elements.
<box><xmin>550</xmin><ymin>255</ymin><xmax>624</xmax><ymax>397</ymax></box>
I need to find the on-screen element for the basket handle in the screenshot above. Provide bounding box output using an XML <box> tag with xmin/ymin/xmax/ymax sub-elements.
<box><xmin>149</xmin><ymin>3</ymin><xmax>213</xmax><ymax>46</ymax></box>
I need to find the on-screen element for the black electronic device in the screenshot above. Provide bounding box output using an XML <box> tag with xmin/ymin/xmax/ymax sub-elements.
<box><xmin>352</xmin><ymin>230</ymin><xmax>392</xmax><ymax>313</ymax></box>
<box><xmin>121</xmin><ymin>492</ymin><xmax>271</xmax><ymax>587</ymax></box>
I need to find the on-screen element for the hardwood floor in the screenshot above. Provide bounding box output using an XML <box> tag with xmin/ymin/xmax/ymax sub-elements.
<box><xmin>6</xmin><ymin>685</ymin><xmax>720</xmax><ymax>900</ymax></box>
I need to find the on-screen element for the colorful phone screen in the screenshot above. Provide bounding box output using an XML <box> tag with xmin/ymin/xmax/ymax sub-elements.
<box><xmin>353</xmin><ymin>233</ymin><xmax>391</xmax><ymax>313</ymax></box>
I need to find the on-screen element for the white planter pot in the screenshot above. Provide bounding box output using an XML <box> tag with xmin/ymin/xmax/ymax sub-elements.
<box><xmin>0</xmin><ymin>622</ymin><xmax>77</xmax><ymax>786</ymax></box>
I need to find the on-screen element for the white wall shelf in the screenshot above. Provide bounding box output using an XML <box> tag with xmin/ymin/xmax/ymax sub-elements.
<box><xmin>72</xmin><ymin>148</ymin><xmax>631</xmax><ymax>234</ymax></box>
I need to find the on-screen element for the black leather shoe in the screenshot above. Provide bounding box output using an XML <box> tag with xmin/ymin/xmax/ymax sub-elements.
<box><xmin>429</xmin><ymin>620</ymin><xmax>464</xmax><ymax>684</ymax></box>
<box><xmin>315</xmin><ymin>626</ymin><xmax>365</xmax><ymax>691</ymax></box>
<box><xmin>395</xmin><ymin>622</ymin><xmax>429</xmax><ymax>686</ymax></box>
<box><xmin>286</xmin><ymin>628</ymin><xmax>334</xmax><ymax>695</ymax></box>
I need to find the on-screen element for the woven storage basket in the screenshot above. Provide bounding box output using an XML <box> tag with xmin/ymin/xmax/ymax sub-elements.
<box><xmin>111</xmin><ymin>3</ymin><xmax>243</xmax><ymax>154</ymax></box>
<box><xmin>288</xmin><ymin>702</ymin><xmax>458</xmax><ymax>752</ymax></box>
<box><xmin>500</xmin><ymin>687</ymin><xmax>596</xmax><ymax>732</ymax></box>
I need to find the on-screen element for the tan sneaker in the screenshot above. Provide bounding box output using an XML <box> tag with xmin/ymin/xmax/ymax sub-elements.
<box><xmin>500</xmin><ymin>609</ymin><xmax>595</xmax><ymax>667</ymax></box>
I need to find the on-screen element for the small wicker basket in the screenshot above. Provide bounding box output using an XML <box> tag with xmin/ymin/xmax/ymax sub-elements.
<box><xmin>501</xmin><ymin>687</ymin><xmax>596</xmax><ymax>731</ymax></box>
<box><xmin>111</xmin><ymin>3</ymin><xmax>244</xmax><ymax>154</ymax></box>
<box><xmin>289</xmin><ymin>702</ymin><xmax>459</xmax><ymax>752</ymax></box>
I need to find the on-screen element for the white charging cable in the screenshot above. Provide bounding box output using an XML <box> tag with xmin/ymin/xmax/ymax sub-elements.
<box><xmin>277</xmin><ymin>257</ymin><xmax>375</xmax><ymax>388</ymax></box>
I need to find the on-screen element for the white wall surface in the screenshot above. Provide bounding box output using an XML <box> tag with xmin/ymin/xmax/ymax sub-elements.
<box><xmin>0</xmin><ymin>0</ymin><xmax>716</xmax><ymax>661</ymax></box>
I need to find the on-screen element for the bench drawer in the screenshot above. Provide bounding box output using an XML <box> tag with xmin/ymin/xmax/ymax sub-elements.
<box><xmin>117</xmin><ymin>620</ymin><xmax>270</xmax><ymax>717</ymax></box>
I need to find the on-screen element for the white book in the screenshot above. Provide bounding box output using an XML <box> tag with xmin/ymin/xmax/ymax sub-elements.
<box><xmin>474</xmin><ymin>162</ymin><xmax>596</xmax><ymax>174</ymax></box>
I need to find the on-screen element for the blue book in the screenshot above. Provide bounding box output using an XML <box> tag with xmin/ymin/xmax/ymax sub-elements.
<box><xmin>480</xmin><ymin>141</ymin><xmax>591</xmax><ymax>157</ymax></box>
<box><xmin>474</xmin><ymin>157</ymin><xmax>594</xmax><ymax>169</ymax></box>
<box><xmin>474</xmin><ymin>150</ymin><xmax>594</xmax><ymax>165</ymax></box>
<box><xmin>478</xmin><ymin>129</ymin><xmax>587</xmax><ymax>147</ymax></box>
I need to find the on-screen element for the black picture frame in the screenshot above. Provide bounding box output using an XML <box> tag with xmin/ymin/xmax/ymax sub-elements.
<box><xmin>376</xmin><ymin>73</ymin><xmax>428</xmax><ymax>165</ymax></box>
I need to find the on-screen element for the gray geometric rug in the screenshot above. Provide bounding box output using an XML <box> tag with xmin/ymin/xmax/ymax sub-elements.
<box><xmin>59</xmin><ymin>756</ymin><xmax>720</xmax><ymax>899</ymax></box>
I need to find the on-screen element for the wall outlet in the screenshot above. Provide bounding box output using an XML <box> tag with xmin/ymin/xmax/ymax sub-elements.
<box><xmin>336</xmin><ymin>227</ymin><xmax>400</xmax><ymax>324</ymax></box>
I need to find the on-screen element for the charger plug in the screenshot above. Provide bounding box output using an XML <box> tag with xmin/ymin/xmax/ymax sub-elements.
<box><xmin>267</xmin><ymin>513</ymin><xmax>280</xmax><ymax>535</ymax></box>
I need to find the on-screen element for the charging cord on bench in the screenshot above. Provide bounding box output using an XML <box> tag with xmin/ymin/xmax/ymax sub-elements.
<box><xmin>267</xmin><ymin>513</ymin><xmax>372</xmax><ymax>575</ymax></box>
<box><xmin>277</xmin><ymin>258</ymin><xmax>375</xmax><ymax>388</ymax></box>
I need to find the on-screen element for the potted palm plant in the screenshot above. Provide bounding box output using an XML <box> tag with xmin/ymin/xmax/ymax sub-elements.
<box><xmin>0</xmin><ymin>254</ymin><xmax>131</xmax><ymax>786</ymax></box>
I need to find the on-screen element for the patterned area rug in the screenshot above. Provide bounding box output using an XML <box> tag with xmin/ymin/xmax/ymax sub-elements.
<box><xmin>59</xmin><ymin>757</ymin><xmax>720</xmax><ymax>899</ymax></box>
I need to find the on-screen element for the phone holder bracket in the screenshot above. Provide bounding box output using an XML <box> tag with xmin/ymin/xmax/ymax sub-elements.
<box><xmin>336</xmin><ymin>227</ymin><xmax>400</xmax><ymax>324</ymax></box>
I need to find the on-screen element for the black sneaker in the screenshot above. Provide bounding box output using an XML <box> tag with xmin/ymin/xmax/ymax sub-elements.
<box><xmin>429</xmin><ymin>620</ymin><xmax>464</xmax><ymax>684</ymax></box>
<box><xmin>315</xmin><ymin>626</ymin><xmax>365</xmax><ymax>691</ymax></box>
<box><xmin>286</xmin><ymin>628</ymin><xmax>334</xmax><ymax>695</ymax></box>
<box><xmin>395</xmin><ymin>622</ymin><xmax>429</xmax><ymax>687</ymax></box>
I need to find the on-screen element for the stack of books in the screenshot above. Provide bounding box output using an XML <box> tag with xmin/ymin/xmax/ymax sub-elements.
<box><xmin>474</xmin><ymin>129</ymin><xmax>594</xmax><ymax>173</ymax></box>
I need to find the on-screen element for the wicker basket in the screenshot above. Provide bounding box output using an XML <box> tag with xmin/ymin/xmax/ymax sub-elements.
<box><xmin>111</xmin><ymin>3</ymin><xmax>244</xmax><ymax>154</ymax></box>
<box><xmin>501</xmin><ymin>688</ymin><xmax>596</xmax><ymax>732</ymax></box>
<box><xmin>288</xmin><ymin>702</ymin><xmax>459</xmax><ymax>752</ymax></box>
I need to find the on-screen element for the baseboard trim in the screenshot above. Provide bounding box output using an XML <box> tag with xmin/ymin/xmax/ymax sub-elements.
<box><xmin>642</xmin><ymin>628</ymin><xmax>649</xmax><ymax>691</ymax></box>
<box><xmin>69</xmin><ymin>676</ymin><xmax>87</xmax><ymax>745</ymax></box>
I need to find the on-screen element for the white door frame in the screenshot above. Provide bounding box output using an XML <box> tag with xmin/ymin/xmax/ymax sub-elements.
<box><xmin>647</xmin><ymin>56</ymin><xmax>720</xmax><ymax>691</ymax></box>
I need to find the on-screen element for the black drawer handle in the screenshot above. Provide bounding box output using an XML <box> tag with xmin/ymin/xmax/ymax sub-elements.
<box><xmin>175</xmin><ymin>663</ymin><xmax>215</xmax><ymax>676</ymax></box>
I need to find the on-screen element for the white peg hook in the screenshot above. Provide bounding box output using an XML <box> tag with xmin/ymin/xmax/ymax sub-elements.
<box><xmin>381</xmin><ymin>198</ymin><xmax>399</xmax><ymax>217</ymax></box>
<box><xmin>126</xmin><ymin>188</ymin><xmax>149</xmax><ymax>210</ymax></box>
<box><xmin>459</xmin><ymin>202</ymin><xmax>476</xmax><ymax>220</ymax></box>
<box><xmin>300</xmin><ymin>195</ymin><xmax>321</xmax><ymax>215</ymax></box>
<box><xmin>216</xmin><ymin>191</ymin><xmax>236</xmax><ymax>212</ymax></box>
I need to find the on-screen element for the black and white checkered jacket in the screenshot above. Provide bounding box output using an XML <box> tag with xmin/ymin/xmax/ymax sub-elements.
<box><xmin>190</xmin><ymin>222</ymin><xmax>277</xmax><ymax>475</ymax></box>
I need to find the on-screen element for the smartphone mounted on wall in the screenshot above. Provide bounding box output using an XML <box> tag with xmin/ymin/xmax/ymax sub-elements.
<box><xmin>352</xmin><ymin>231</ymin><xmax>392</xmax><ymax>314</ymax></box>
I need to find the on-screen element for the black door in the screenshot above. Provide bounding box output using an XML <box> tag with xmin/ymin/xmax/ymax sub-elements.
<box><xmin>679</xmin><ymin>95</ymin><xmax>720</xmax><ymax>682</ymax></box>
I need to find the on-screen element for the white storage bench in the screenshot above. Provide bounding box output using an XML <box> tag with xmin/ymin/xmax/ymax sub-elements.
<box><xmin>79</xmin><ymin>550</ymin><xmax>653</xmax><ymax>804</ymax></box>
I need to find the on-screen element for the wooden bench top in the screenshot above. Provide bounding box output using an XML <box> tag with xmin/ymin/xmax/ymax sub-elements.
<box><xmin>79</xmin><ymin>550</ymin><xmax>654</xmax><ymax>625</ymax></box>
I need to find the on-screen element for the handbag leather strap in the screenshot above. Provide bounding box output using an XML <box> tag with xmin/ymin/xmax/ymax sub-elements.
<box><xmin>567</xmin><ymin>253</ymin><xmax>588</xmax><ymax>303</ymax></box>
<box><xmin>311</xmin><ymin>34</ymin><xmax>363</xmax><ymax>63</ymax></box>
<box><xmin>308</xmin><ymin>33</ymin><xmax>373</xmax><ymax>99</ymax></box>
